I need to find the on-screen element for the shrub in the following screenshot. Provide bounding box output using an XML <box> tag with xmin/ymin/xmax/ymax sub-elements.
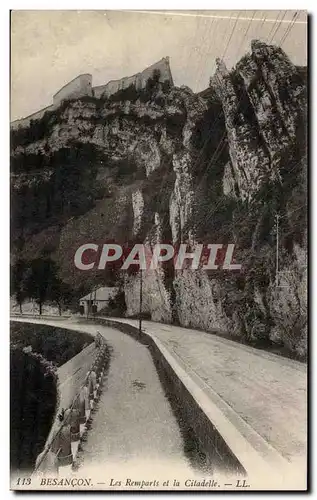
<box><xmin>269</xmin><ymin>257</ymin><xmax>307</xmax><ymax>359</ymax></box>
<box><xmin>105</xmin><ymin>289</ymin><xmax>127</xmax><ymax>317</ymax></box>
<box><xmin>109</xmin><ymin>84</ymin><xmax>140</xmax><ymax>103</ymax></box>
<box><xmin>10</xmin><ymin>322</ymin><xmax>94</xmax><ymax>367</ymax></box>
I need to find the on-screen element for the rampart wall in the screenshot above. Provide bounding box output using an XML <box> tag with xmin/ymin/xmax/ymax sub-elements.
<box><xmin>136</xmin><ymin>56</ymin><xmax>173</xmax><ymax>90</ymax></box>
<box><xmin>93</xmin><ymin>57</ymin><xmax>173</xmax><ymax>98</ymax></box>
<box><xmin>11</xmin><ymin>104</ymin><xmax>55</xmax><ymax>130</ymax></box>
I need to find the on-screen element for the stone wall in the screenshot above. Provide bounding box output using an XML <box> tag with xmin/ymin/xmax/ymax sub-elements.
<box><xmin>11</xmin><ymin>74</ymin><xmax>93</xmax><ymax>130</ymax></box>
<box><xmin>11</xmin><ymin>104</ymin><xmax>54</xmax><ymax>130</ymax></box>
<box><xmin>93</xmin><ymin>57</ymin><xmax>173</xmax><ymax>98</ymax></box>
<box><xmin>11</xmin><ymin>58</ymin><xmax>173</xmax><ymax>128</ymax></box>
<box><xmin>136</xmin><ymin>56</ymin><xmax>173</xmax><ymax>90</ymax></box>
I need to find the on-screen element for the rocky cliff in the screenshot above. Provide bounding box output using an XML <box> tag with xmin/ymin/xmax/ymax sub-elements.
<box><xmin>10</xmin><ymin>41</ymin><xmax>307</xmax><ymax>358</ymax></box>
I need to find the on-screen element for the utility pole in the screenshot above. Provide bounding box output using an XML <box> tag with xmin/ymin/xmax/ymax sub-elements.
<box><xmin>87</xmin><ymin>289</ymin><xmax>92</xmax><ymax>319</ymax></box>
<box><xmin>87</xmin><ymin>286</ymin><xmax>95</xmax><ymax>320</ymax></box>
<box><xmin>139</xmin><ymin>268</ymin><xmax>143</xmax><ymax>335</ymax></box>
<box><xmin>275</xmin><ymin>213</ymin><xmax>280</xmax><ymax>287</ymax></box>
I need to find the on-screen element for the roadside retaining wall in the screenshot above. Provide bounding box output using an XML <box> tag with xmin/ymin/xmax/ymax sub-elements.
<box><xmin>85</xmin><ymin>317</ymin><xmax>245</xmax><ymax>475</ymax></box>
<box><xmin>33</xmin><ymin>333</ymin><xmax>110</xmax><ymax>476</ymax></box>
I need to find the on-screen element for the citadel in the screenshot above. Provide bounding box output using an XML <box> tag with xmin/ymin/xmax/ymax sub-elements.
<box><xmin>11</xmin><ymin>56</ymin><xmax>173</xmax><ymax>130</ymax></box>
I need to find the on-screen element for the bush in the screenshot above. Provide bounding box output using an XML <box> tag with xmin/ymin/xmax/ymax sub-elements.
<box><xmin>10</xmin><ymin>322</ymin><xmax>94</xmax><ymax>367</ymax></box>
<box><xmin>10</xmin><ymin>105</ymin><xmax>67</xmax><ymax>149</ymax></box>
<box><xmin>11</xmin><ymin>142</ymin><xmax>106</xmax><ymax>238</ymax></box>
<box><xmin>145</xmin><ymin>69</ymin><xmax>161</xmax><ymax>92</ymax></box>
<box><xmin>105</xmin><ymin>289</ymin><xmax>127</xmax><ymax>317</ymax></box>
<box><xmin>109</xmin><ymin>84</ymin><xmax>140</xmax><ymax>103</ymax></box>
<box><xmin>269</xmin><ymin>256</ymin><xmax>307</xmax><ymax>359</ymax></box>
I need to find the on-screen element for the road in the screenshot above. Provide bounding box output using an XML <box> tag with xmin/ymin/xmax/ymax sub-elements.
<box><xmin>11</xmin><ymin>318</ymin><xmax>194</xmax><ymax>480</ymax></box>
<box><xmin>11</xmin><ymin>316</ymin><xmax>307</xmax><ymax>488</ymax></box>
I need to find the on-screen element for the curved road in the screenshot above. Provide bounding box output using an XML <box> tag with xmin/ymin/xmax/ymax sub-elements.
<box><xmin>11</xmin><ymin>318</ymin><xmax>195</xmax><ymax>482</ymax></box>
<box><xmin>109</xmin><ymin>318</ymin><xmax>307</xmax><ymax>466</ymax></box>
<box><xmin>11</xmin><ymin>316</ymin><xmax>307</xmax><ymax>489</ymax></box>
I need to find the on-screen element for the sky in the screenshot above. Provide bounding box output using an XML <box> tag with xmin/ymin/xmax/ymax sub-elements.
<box><xmin>11</xmin><ymin>10</ymin><xmax>307</xmax><ymax>121</ymax></box>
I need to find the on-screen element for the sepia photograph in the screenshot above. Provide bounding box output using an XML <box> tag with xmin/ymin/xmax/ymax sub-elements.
<box><xmin>9</xmin><ymin>9</ymin><xmax>307</xmax><ymax>491</ymax></box>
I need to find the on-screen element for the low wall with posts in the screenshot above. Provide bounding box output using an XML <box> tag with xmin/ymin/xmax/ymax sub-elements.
<box><xmin>87</xmin><ymin>317</ymin><xmax>245</xmax><ymax>474</ymax></box>
<box><xmin>33</xmin><ymin>333</ymin><xmax>110</xmax><ymax>476</ymax></box>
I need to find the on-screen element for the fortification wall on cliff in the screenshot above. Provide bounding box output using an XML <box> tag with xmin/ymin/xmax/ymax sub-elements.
<box><xmin>11</xmin><ymin>74</ymin><xmax>93</xmax><ymax>130</ymax></box>
<box><xmin>93</xmin><ymin>57</ymin><xmax>173</xmax><ymax>98</ymax></box>
<box><xmin>11</xmin><ymin>104</ymin><xmax>55</xmax><ymax>130</ymax></box>
<box><xmin>137</xmin><ymin>57</ymin><xmax>173</xmax><ymax>89</ymax></box>
<box><xmin>53</xmin><ymin>74</ymin><xmax>93</xmax><ymax>105</ymax></box>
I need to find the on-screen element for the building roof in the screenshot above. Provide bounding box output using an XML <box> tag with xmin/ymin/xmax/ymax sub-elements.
<box><xmin>80</xmin><ymin>286</ymin><xmax>118</xmax><ymax>302</ymax></box>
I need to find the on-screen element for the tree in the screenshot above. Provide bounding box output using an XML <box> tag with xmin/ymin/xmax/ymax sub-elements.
<box><xmin>49</xmin><ymin>271</ymin><xmax>72</xmax><ymax>315</ymax></box>
<box><xmin>25</xmin><ymin>259</ymin><xmax>51</xmax><ymax>315</ymax></box>
<box><xmin>146</xmin><ymin>69</ymin><xmax>161</xmax><ymax>92</ymax></box>
<box><xmin>24</xmin><ymin>258</ymin><xmax>72</xmax><ymax>315</ymax></box>
<box><xmin>141</xmin><ymin>69</ymin><xmax>162</xmax><ymax>101</ymax></box>
<box><xmin>107</xmin><ymin>288</ymin><xmax>127</xmax><ymax>317</ymax></box>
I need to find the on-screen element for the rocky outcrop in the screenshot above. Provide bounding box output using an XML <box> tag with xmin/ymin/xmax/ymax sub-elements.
<box><xmin>212</xmin><ymin>40</ymin><xmax>306</xmax><ymax>203</ymax></box>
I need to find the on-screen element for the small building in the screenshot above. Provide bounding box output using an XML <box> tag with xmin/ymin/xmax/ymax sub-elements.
<box><xmin>79</xmin><ymin>286</ymin><xmax>119</xmax><ymax>316</ymax></box>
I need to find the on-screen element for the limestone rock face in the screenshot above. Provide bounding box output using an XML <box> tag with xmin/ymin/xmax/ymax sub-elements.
<box><xmin>11</xmin><ymin>41</ymin><xmax>307</xmax><ymax>357</ymax></box>
<box><xmin>222</xmin><ymin>161</ymin><xmax>237</xmax><ymax>198</ymax></box>
<box><xmin>132</xmin><ymin>190</ymin><xmax>144</xmax><ymax>236</ymax></box>
<box><xmin>212</xmin><ymin>40</ymin><xmax>306</xmax><ymax>203</ymax></box>
<box><xmin>170</xmin><ymin>151</ymin><xmax>195</xmax><ymax>244</ymax></box>
<box><xmin>173</xmin><ymin>269</ymin><xmax>229</xmax><ymax>332</ymax></box>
